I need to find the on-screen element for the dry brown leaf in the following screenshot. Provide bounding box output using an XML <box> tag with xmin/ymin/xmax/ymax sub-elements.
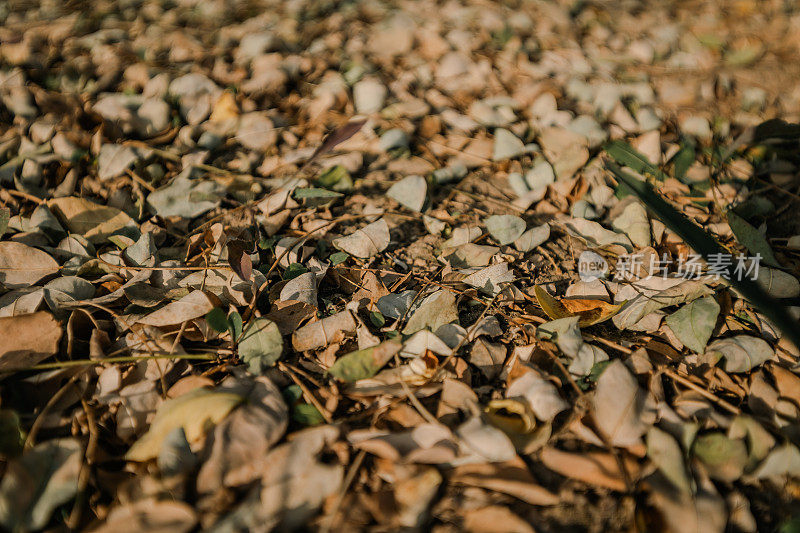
<box><xmin>593</xmin><ymin>360</ymin><xmax>655</xmax><ymax>447</ymax></box>
<box><xmin>534</xmin><ymin>285</ymin><xmax>623</xmax><ymax>327</ymax></box>
<box><xmin>291</xmin><ymin>310</ymin><xmax>357</xmax><ymax>351</ymax></box>
<box><xmin>463</xmin><ymin>506</ymin><xmax>536</xmax><ymax>533</ymax></box>
<box><xmin>0</xmin><ymin>311</ymin><xmax>62</xmax><ymax>371</ymax></box>
<box><xmin>451</xmin><ymin>457</ymin><xmax>559</xmax><ymax>506</ymax></box>
<box><xmin>540</xmin><ymin>447</ymin><xmax>639</xmax><ymax>491</ymax></box>
<box><xmin>0</xmin><ymin>242</ymin><xmax>59</xmax><ymax>289</ymax></box>
<box><xmin>48</xmin><ymin>196</ymin><xmax>137</xmax><ymax>244</ymax></box>
<box><xmin>137</xmin><ymin>290</ymin><xmax>215</xmax><ymax>327</ymax></box>
<box><xmin>89</xmin><ymin>500</ymin><xmax>197</xmax><ymax>533</ymax></box>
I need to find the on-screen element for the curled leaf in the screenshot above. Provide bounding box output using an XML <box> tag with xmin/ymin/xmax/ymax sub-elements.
<box><xmin>534</xmin><ymin>285</ymin><xmax>623</xmax><ymax>327</ymax></box>
<box><xmin>292</xmin><ymin>310</ymin><xmax>357</xmax><ymax>351</ymax></box>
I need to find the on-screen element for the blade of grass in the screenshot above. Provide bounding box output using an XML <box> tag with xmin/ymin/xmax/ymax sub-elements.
<box><xmin>606</xmin><ymin>160</ymin><xmax>800</xmax><ymax>350</ymax></box>
<box><xmin>605</xmin><ymin>140</ymin><xmax>668</xmax><ymax>181</ymax></box>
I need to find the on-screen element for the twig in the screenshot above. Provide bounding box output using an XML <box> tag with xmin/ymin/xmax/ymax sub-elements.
<box><xmin>278</xmin><ymin>361</ymin><xmax>333</xmax><ymax>423</ymax></box>
<box><xmin>662</xmin><ymin>368</ymin><xmax>741</xmax><ymax>415</ymax></box>
<box><xmin>320</xmin><ymin>449</ymin><xmax>367</xmax><ymax>533</ymax></box>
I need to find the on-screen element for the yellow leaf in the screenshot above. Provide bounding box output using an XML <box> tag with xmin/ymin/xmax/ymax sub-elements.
<box><xmin>209</xmin><ymin>91</ymin><xmax>239</xmax><ymax>123</ymax></box>
<box><xmin>533</xmin><ymin>285</ymin><xmax>623</xmax><ymax>327</ymax></box>
<box><xmin>485</xmin><ymin>398</ymin><xmax>537</xmax><ymax>434</ymax></box>
<box><xmin>126</xmin><ymin>388</ymin><xmax>244</xmax><ymax>461</ymax></box>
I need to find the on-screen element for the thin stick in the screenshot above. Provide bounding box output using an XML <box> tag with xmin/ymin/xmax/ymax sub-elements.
<box><xmin>278</xmin><ymin>362</ymin><xmax>333</xmax><ymax>424</ymax></box>
<box><xmin>662</xmin><ymin>368</ymin><xmax>741</xmax><ymax>415</ymax></box>
<box><xmin>11</xmin><ymin>353</ymin><xmax>216</xmax><ymax>372</ymax></box>
<box><xmin>320</xmin><ymin>449</ymin><xmax>367</xmax><ymax>533</ymax></box>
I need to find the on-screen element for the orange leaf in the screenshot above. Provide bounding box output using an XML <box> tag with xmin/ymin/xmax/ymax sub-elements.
<box><xmin>533</xmin><ymin>285</ymin><xmax>623</xmax><ymax>327</ymax></box>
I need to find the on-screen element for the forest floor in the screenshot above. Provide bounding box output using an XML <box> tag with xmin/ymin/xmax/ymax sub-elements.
<box><xmin>2</xmin><ymin>0</ymin><xmax>800</xmax><ymax>531</ymax></box>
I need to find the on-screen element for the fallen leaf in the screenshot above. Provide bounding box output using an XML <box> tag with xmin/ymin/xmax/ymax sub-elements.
<box><xmin>692</xmin><ymin>432</ymin><xmax>747</xmax><ymax>482</ymax></box>
<box><xmin>292</xmin><ymin>310</ymin><xmax>357</xmax><ymax>351</ymax></box>
<box><xmin>0</xmin><ymin>242</ymin><xmax>59</xmax><ymax>288</ymax></box>
<box><xmin>328</xmin><ymin>339</ymin><xmax>402</xmax><ymax>381</ymax></box>
<box><xmin>450</xmin><ymin>457</ymin><xmax>559</xmax><ymax>506</ymax></box>
<box><xmin>457</xmin><ymin>416</ymin><xmax>517</xmax><ymax>463</ymax></box>
<box><xmin>48</xmin><ymin>196</ymin><xmax>139</xmax><ymax>244</ymax></box>
<box><xmin>540</xmin><ymin>447</ymin><xmax>638</xmax><ymax>491</ymax></box>
<box><xmin>90</xmin><ymin>501</ymin><xmax>197</xmax><ymax>533</ymax></box>
<box><xmin>0</xmin><ymin>439</ymin><xmax>82</xmax><ymax>531</ymax></box>
<box><xmin>226</xmin><ymin>240</ymin><xmax>253</xmax><ymax>282</ymax></box>
<box><xmin>462</xmin><ymin>506</ymin><xmax>536</xmax><ymax>533</ymax></box>
<box><xmin>238</xmin><ymin>317</ymin><xmax>284</xmax><ymax>373</ymax></box>
<box><xmin>333</xmin><ymin>218</ymin><xmax>390</xmax><ymax>258</ymax></box>
<box><xmin>534</xmin><ymin>285</ymin><xmax>623</xmax><ymax>327</ymax></box>
<box><xmin>513</xmin><ymin>223</ymin><xmax>550</xmax><ymax>252</ymax></box>
<box><xmin>279</xmin><ymin>272</ymin><xmax>317</xmax><ymax>307</ymax></box>
<box><xmin>463</xmin><ymin>263</ymin><xmax>514</xmax><ymax>295</ymax></box>
<box><xmin>612</xmin><ymin>202</ymin><xmax>651</xmax><ymax>248</ymax></box>
<box><xmin>146</xmin><ymin>174</ymin><xmax>223</xmax><ymax>219</ymax></box>
<box><xmin>664</xmin><ymin>295</ymin><xmax>719</xmax><ymax>353</ymax></box>
<box><xmin>0</xmin><ymin>311</ymin><xmax>62</xmax><ymax>372</ymax></box>
<box><xmin>506</xmin><ymin>366</ymin><xmax>568</xmax><ymax>422</ymax></box>
<box><xmin>485</xmin><ymin>215</ymin><xmax>526</xmax><ymax>246</ymax></box>
<box><xmin>137</xmin><ymin>290</ymin><xmax>215</xmax><ymax>327</ymax></box>
<box><xmin>704</xmin><ymin>335</ymin><xmax>773</xmax><ymax>372</ymax></box>
<box><xmin>593</xmin><ymin>360</ymin><xmax>654</xmax><ymax>447</ymax></box>
<box><xmin>564</xmin><ymin>218</ymin><xmax>633</xmax><ymax>251</ymax></box>
<box><xmin>126</xmin><ymin>387</ymin><xmax>244</xmax><ymax>461</ymax></box>
<box><xmin>387</xmin><ymin>175</ymin><xmax>427</xmax><ymax>212</ymax></box>
<box><xmin>197</xmin><ymin>376</ymin><xmax>289</xmax><ymax>492</ymax></box>
<box><xmin>647</xmin><ymin>426</ymin><xmax>692</xmax><ymax>493</ymax></box>
<box><xmin>402</xmin><ymin>290</ymin><xmax>459</xmax><ymax>335</ymax></box>
<box><xmin>308</xmin><ymin>119</ymin><xmax>367</xmax><ymax>164</ymax></box>
<box><xmin>97</xmin><ymin>144</ymin><xmax>140</xmax><ymax>181</ymax></box>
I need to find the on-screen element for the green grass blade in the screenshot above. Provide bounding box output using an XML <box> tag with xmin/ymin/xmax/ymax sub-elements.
<box><xmin>606</xmin><ymin>161</ymin><xmax>800</xmax><ymax>350</ymax></box>
<box><xmin>605</xmin><ymin>140</ymin><xmax>668</xmax><ymax>181</ymax></box>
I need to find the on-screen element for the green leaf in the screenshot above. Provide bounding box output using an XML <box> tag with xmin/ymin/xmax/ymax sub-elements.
<box><xmin>227</xmin><ymin>311</ymin><xmax>243</xmax><ymax>340</ymax></box>
<box><xmin>605</xmin><ymin>160</ymin><xmax>800</xmax><ymax>351</ymax></box>
<box><xmin>0</xmin><ymin>409</ymin><xmax>24</xmax><ymax>458</ymax></box>
<box><xmin>0</xmin><ymin>207</ymin><xmax>10</xmax><ymax>238</ymax></box>
<box><xmin>206</xmin><ymin>308</ymin><xmax>229</xmax><ymax>333</ymax></box>
<box><xmin>238</xmin><ymin>317</ymin><xmax>284</xmax><ymax>373</ymax></box>
<box><xmin>293</xmin><ymin>403</ymin><xmax>325</xmax><ymax>426</ymax></box>
<box><xmin>328</xmin><ymin>340</ymin><xmax>402</xmax><ymax>382</ymax></box>
<box><xmin>282</xmin><ymin>384</ymin><xmax>304</xmax><ymax>404</ymax></box>
<box><xmin>665</xmin><ymin>296</ymin><xmax>720</xmax><ymax>353</ymax></box>
<box><xmin>283</xmin><ymin>263</ymin><xmax>309</xmax><ymax>280</ymax></box>
<box><xmin>671</xmin><ymin>141</ymin><xmax>695</xmax><ymax>181</ymax></box>
<box><xmin>369</xmin><ymin>310</ymin><xmax>385</xmax><ymax>327</ymax></box>
<box><xmin>605</xmin><ymin>140</ymin><xmax>668</xmax><ymax>181</ymax></box>
<box><xmin>329</xmin><ymin>251</ymin><xmax>349</xmax><ymax>265</ymax></box>
<box><xmin>316</xmin><ymin>165</ymin><xmax>353</xmax><ymax>192</ymax></box>
<box><xmin>692</xmin><ymin>432</ymin><xmax>748</xmax><ymax>482</ymax></box>
<box><xmin>726</xmin><ymin>210</ymin><xmax>780</xmax><ymax>267</ymax></box>
<box><xmin>292</xmin><ymin>187</ymin><xmax>343</xmax><ymax>200</ymax></box>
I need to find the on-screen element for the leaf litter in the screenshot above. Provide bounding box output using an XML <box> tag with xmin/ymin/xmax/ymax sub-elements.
<box><xmin>2</xmin><ymin>0</ymin><xmax>800</xmax><ymax>531</ymax></box>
